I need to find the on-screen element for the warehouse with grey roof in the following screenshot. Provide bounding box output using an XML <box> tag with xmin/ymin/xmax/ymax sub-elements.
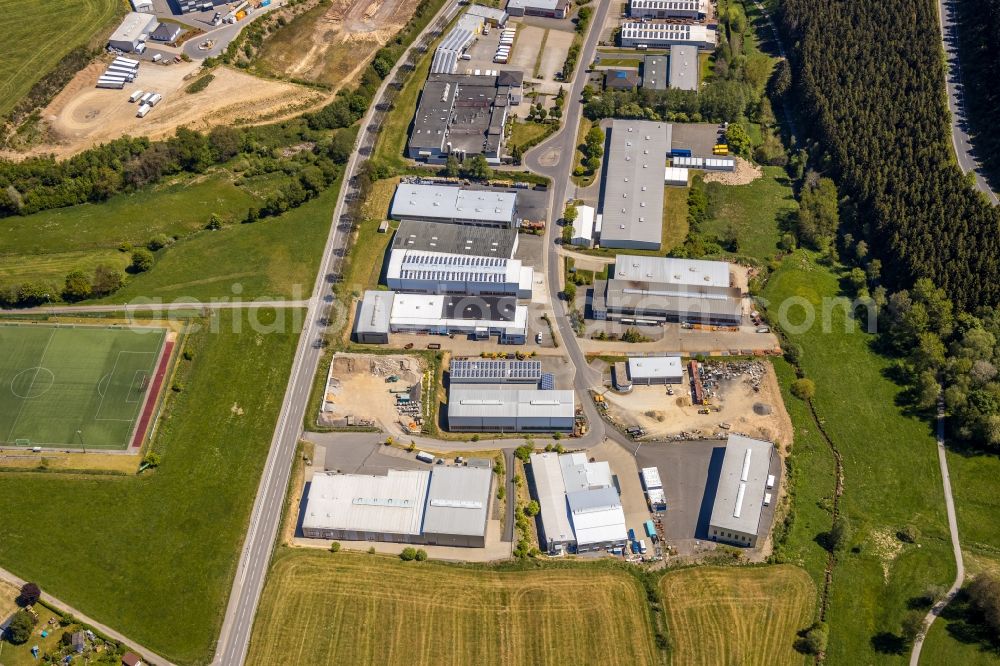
<box><xmin>392</xmin><ymin>220</ymin><xmax>519</xmax><ymax>257</ymax></box>
<box><xmin>669</xmin><ymin>45</ymin><xmax>699</xmax><ymax>90</ymax></box>
<box><xmin>447</xmin><ymin>385</ymin><xmax>575</xmax><ymax>432</ymax></box>
<box><xmin>598</xmin><ymin>120</ymin><xmax>671</xmax><ymax>250</ymax></box>
<box><xmin>708</xmin><ymin>434</ymin><xmax>775</xmax><ymax>547</ymax></box>
<box><xmin>301</xmin><ymin>466</ymin><xmax>493</xmax><ymax>547</ymax></box>
<box><xmin>390</xmin><ymin>183</ymin><xmax>518</xmax><ymax>228</ymax></box>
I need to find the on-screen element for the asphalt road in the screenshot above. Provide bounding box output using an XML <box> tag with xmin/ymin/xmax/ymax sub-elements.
<box><xmin>211</xmin><ymin>1</ymin><xmax>464</xmax><ymax>663</ymax></box>
<box><xmin>936</xmin><ymin>0</ymin><xmax>997</xmax><ymax>203</ymax></box>
<box><xmin>909</xmin><ymin>397</ymin><xmax>965</xmax><ymax>665</ymax></box>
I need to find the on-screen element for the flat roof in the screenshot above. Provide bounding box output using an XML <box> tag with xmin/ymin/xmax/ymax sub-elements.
<box><xmin>567</xmin><ymin>487</ymin><xmax>628</xmax><ymax>546</ymax></box>
<box><xmin>709</xmin><ymin>435</ymin><xmax>774</xmax><ymax>536</ymax></box>
<box><xmin>110</xmin><ymin>12</ymin><xmax>157</xmax><ymax>42</ymax></box>
<box><xmin>600</xmin><ymin>120</ymin><xmax>670</xmax><ymax>248</ymax></box>
<box><xmin>408</xmin><ymin>74</ymin><xmax>511</xmax><ymax>157</ymax></box>
<box><xmin>422</xmin><ymin>466</ymin><xmax>493</xmax><ymax>536</ymax></box>
<box><xmin>620</xmin><ymin>22</ymin><xmax>717</xmax><ymax>45</ymax></box>
<box><xmin>506</xmin><ymin>0</ymin><xmax>567</xmax><ymax>10</ymax></box>
<box><xmin>628</xmin><ymin>356</ymin><xmax>683</xmax><ymax>380</ymax></box>
<box><xmin>448</xmin><ymin>385</ymin><xmax>576</xmax><ymax>419</ymax></box>
<box><xmin>664</xmin><ymin>166</ymin><xmax>690</xmax><ymax>184</ymax></box>
<box><xmin>391</xmin><ymin>183</ymin><xmax>517</xmax><ymax>224</ymax></box>
<box><xmin>389</xmin><ymin>293</ymin><xmax>527</xmax><ymax>330</ymax></box>
<box><xmin>386</xmin><ymin>248</ymin><xmax>527</xmax><ymax>286</ymax></box>
<box><xmin>356</xmin><ymin>289</ymin><xmax>393</xmax><ymax>335</ymax></box>
<box><xmin>466</xmin><ymin>4</ymin><xmax>509</xmax><ymax>20</ymax></box>
<box><xmin>604</xmin><ymin>280</ymin><xmax>743</xmax><ymax>319</ymax></box>
<box><xmin>669</xmin><ymin>45</ymin><xmax>699</xmax><ymax>90</ymax></box>
<box><xmin>559</xmin><ymin>451</ymin><xmax>614</xmax><ymax>493</ymax></box>
<box><xmin>641</xmin><ymin>466</ymin><xmax>662</xmax><ymax>490</ymax></box>
<box><xmin>392</xmin><ymin>219</ymin><xmax>517</xmax><ymax>257</ymax></box>
<box><xmin>642</xmin><ymin>55</ymin><xmax>669</xmax><ymax>90</ymax></box>
<box><xmin>614</xmin><ymin>255</ymin><xmax>731</xmax><ymax>288</ymax></box>
<box><xmin>450</xmin><ymin>358</ymin><xmax>543</xmax><ymax>383</ymax></box>
<box><xmin>303</xmin><ymin>470</ymin><xmax>430</xmax><ymax>536</ymax></box>
<box><xmin>530</xmin><ymin>452</ymin><xmax>574</xmax><ymax>545</ymax></box>
<box><xmin>630</xmin><ymin>0</ymin><xmax>706</xmax><ymax>11</ymax></box>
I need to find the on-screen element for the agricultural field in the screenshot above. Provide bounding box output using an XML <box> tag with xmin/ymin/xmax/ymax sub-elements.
<box><xmin>0</xmin><ymin>323</ymin><xmax>166</xmax><ymax>448</ymax></box>
<box><xmin>0</xmin><ymin>309</ymin><xmax>302</xmax><ymax>664</ymax></box>
<box><xmin>253</xmin><ymin>0</ymin><xmax>419</xmax><ymax>89</ymax></box>
<box><xmin>660</xmin><ymin>565</ymin><xmax>816</xmax><ymax>666</ymax></box>
<box><xmin>0</xmin><ymin>0</ymin><xmax>122</xmax><ymax>118</ymax></box>
<box><xmin>247</xmin><ymin>550</ymin><xmax>661</xmax><ymax>665</ymax></box>
<box><xmin>700</xmin><ymin>166</ymin><xmax>796</xmax><ymax>261</ymax></box>
<box><xmin>763</xmin><ymin>250</ymin><xmax>954</xmax><ymax>663</ymax></box>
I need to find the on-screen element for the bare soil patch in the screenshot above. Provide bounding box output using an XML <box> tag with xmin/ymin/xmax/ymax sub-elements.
<box><xmin>602</xmin><ymin>360</ymin><xmax>793</xmax><ymax>446</ymax></box>
<box><xmin>701</xmin><ymin>156</ymin><xmax>763</xmax><ymax>185</ymax></box>
<box><xmin>319</xmin><ymin>353</ymin><xmax>429</xmax><ymax>435</ymax></box>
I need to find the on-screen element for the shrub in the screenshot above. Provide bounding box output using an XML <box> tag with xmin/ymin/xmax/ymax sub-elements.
<box><xmin>400</xmin><ymin>547</ymin><xmax>418</xmax><ymax>561</ymax></box>
<box><xmin>790</xmin><ymin>378</ymin><xmax>816</xmax><ymax>400</ymax></box>
<box><xmin>147</xmin><ymin>234</ymin><xmax>171</xmax><ymax>251</ymax></box>
<box><xmin>330</xmin><ymin>541</ymin><xmax>341</xmax><ymax>553</ymax></box>
<box><xmin>129</xmin><ymin>248</ymin><xmax>154</xmax><ymax>273</ymax></box>
<box><xmin>7</xmin><ymin>609</ymin><xmax>36</xmax><ymax>644</ymax></box>
<box><xmin>414</xmin><ymin>549</ymin><xmax>428</xmax><ymax>561</ymax></box>
<box><xmin>142</xmin><ymin>452</ymin><xmax>161</xmax><ymax>467</ymax></box>
<box><xmin>794</xmin><ymin>621</ymin><xmax>828</xmax><ymax>655</ymax></box>
<box><xmin>514</xmin><ymin>444</ymin><xmax>533</xmax><ymax>463</ymax></box>
<box><xmin>524</xmin><ymin>500</ymin><xmax>540</xmax><ymax>517</ymax></box>
<box><xmin>783</xmin><ymin>343</ymin><xmax>803</xmax><ymax>365</ymax></box>
<box><xmin>897</xmin><ymin>525</ymin><xmax>920</xmax><ymax>543</ymax></box>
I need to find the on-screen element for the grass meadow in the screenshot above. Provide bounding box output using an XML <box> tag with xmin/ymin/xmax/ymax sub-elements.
<box><xmin>0</xmin><ymin>309</ymin><xmax>302</xmax><ymax>664</ymax></box>
<box><xmin>248</xmin><ymin>550</ymin><xmax>661</xmax><ymax>666</ymax></box>
<box><xmin>763</xmin><ymin>250</ymin><xmax>954</xmax><ymax>663</ymax></box>
<box><xmin>0</xmin><ymin>0</ymin><xmax>122</xmax><ymax>117</ymax></box>
<box><xmin>660</xmin><ymin>565</ymin><xmax>816</xmax><ymax>666</ymax></box>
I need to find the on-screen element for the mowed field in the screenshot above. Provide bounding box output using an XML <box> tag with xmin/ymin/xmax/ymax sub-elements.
<box><xmin>248</xmin><ymin>550</ymin><xmax>661</xmax><ymax>666</ymax></box>
<box><xmin>0</xmin><ymin>323</ymin><xmax>165</xmax><ymax>448</ymax></box>
<box><xmin>660</xmin><ymin>565</ymin><xmax>816</xmax><ymax>666</ymax></box>
<box><xmin>0</xmin><ymin>0</ymin><xmax>122</xmax><ymax>117</ymax></box>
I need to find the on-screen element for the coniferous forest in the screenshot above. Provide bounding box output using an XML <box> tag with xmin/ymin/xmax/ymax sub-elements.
<box><xmin>780</xmin><ymin>0</ymin><xmax>1000</xmax><ymax>312</ymax></box>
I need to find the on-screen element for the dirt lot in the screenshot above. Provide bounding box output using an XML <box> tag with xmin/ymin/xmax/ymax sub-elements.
<box><xmin>18</xmin><ymin>60</ymin><xmax>323</xmax><ymax>158</ymax></box>
<box><xmin>257</xmin><ymin>0</ymin><xmax>419</xmax><ymax>87</ymax></box>
<box><xmin>701</xmin><ymin>156</ymin><xmax>763</xmax><ymax>185</ymax></box>
<box><xmin>600</xmin><ymin>360</ymin><xmax>793</xmax><ymax>447</ymax></box>
<box><xmin>537</xmin><ymin>28</ymin><xmax>574</xmax><ymax>81</ymax></box>
<box><xmin>319</xmin><ymin>353</ymin><xmax>429</xmax><ymax>435</ymax></box>
<box><xmin>508</xmin><ymin>24</ymin><xmax>545</xmax><ymax>76</ymax></box>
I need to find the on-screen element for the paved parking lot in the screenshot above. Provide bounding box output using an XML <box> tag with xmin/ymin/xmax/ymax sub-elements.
<box><xmin>671</xmin><ymin>123</ymin><xmax>726</xmax><ymax>159</ymax></box>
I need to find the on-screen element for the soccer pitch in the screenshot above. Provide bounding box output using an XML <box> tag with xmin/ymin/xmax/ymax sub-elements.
<box><xmin>0</xmin><ymin>323</ymin><xmax>167</xmax><ymax>449</ymax></box>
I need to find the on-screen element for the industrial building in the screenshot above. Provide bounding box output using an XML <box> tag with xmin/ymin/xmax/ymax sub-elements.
<box><xmin>407</xmin><ymin>73</ymin><xmax>518</xmax><ymax>164</ymax></box>
<box><xmin>392</xmin><ymin>219</ymin><xmax>519</xmax><ymax>257</ymax></box>
<box><xmin>466</xmin><ymin>4</ymin><xmax>509</xmax><ymax>24</ymax></box>
<box><xmin>302</xmin><ymin>470</ymin><xmax>430</xmax><ymax>542</ymax></box>
<box><xmin>598</xmin><ymin>120</ymin><xmax>671</xmax><ymax>250</ymax></box>
<box><xmin>390</xmin><ymin>183</ymin><xmax>518</xmax><ymax>228</ymax></box>
<box><xmin>449</xmin><ymin>358</ymin><xmax>543</xmax><ymax>384</ymax></box>
<box><xmin>529</xmin><ymin>452</ymin><xmax>628</xmax><ymax>554</ymax></box>
<box><xmin>664</xmin><ymin>166</ymin><xmax>689</xmax><ymax>186</ymax></box>
<box><xmin>591</xmin><ymin>255</ymin><xmax>743</xmax><ymax>326</ymax></box>
<box><xmin>432</xmin><ymin>14</ymin><xmax>484</xmax><ymax>74</ymax></box>
<box><xmin>354</xmin><ymin>291</ymin><xmax>528</xmax><ymax>344</ymax></box>
<box><xmin>628</xmin><ymin>0</ymin><xmax>708</xmax><ymax>19</ymax></box>
<box><xmin>108</xmin><ymin>12</ymin><xmax>158</xmax><ymax>52</ymax></box>
<box><xmin>641</xmin><ymin>55</ymin><xmax>669</xmax><ymax>91</ymax></box>
<box><xmin>668</xmin><ymin>45</ymin><xmax>700</xmax><ymax>90</ymax></box>
<box><xmin>505</xmin><ymin>0</ymin><xmax>569</xmax><ymax>18</ymax></box>
<box><xmin>385</xmin><ymin>249</ymin><xmax>533</xmax><ymax>298</ymax></box>
<box><xmin>619</xmin><ymin>22</ymin><xmax>718</xmax><ymax>50</ymax></box>
<box><xmin>447</xmin><ymin>386</ymin><xmax>576</xmax><ymax>432</ymax></box>
<box><xmin>627</xmin><ymin>356</ymin><xmax>683</xmax><ymax>384</ymax></box>
<box><xmin>571</xmin><ymin>205</ymin><xmax>596</xmax><ymax>247</ymax></box>
<box><xmin>708</xmin><ymin>435</ymin><xmax>775</xmax><ymax>547</ymax></box>
<box><xmin>302</xmin><ymin>466</ymin><xmax>493</xmax><ymax>547</ymax></box>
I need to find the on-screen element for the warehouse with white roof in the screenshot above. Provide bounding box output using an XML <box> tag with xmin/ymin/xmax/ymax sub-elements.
<box><xmin>571</xmin><ymin>205</ymin><xmax>596</xmax><ymax>247</ymax></box>
<box><xmin>591</xmin><ymin>255</ymin><xmax>743</xmax><ymax>326</ymax></box>
<box><xmin>448</xmin><ymin>385</ymin><xmax>576</xmax><ymax>432</ymax></box>
<box><xmin>528</xmin><ymin>452</ymin><xmax>628</xmax><ymax>553</ymax></box>
<box><xmin>628</xmin><ymin>356</ymin><xmax>683</xmax><ymax>384</ymax></box>
<box><xmin>708</xmin><ymin>434</ymin><xmax>774</xmax><ymax>547</ymax></box>
<box><xmin>301</xmin><ymin>470</ymin><xmax>430</xmax><ymax>542</ymax></box>
<box><xmin>385</xmin><ymin>248</ymin><xmax>533</xmax><ymax>298</ymax></box>
<box><xmin>302</xmin><ymin>466</ymin><xmax>493</xmax><ymax>547</ymax></box>
<box><xmin>628</xmin><ymin>0</ymin><xmax>708</xmax><ymax>19</ymax></box>
<box><xmin>391</xmin><ymin>183</ymin><xmax>518</xmax><ymax>227</ymax></box>
<box><xmin>599</xmin><ymin>120</ymin><xmax>671</xmax><ymax>250</ymax></box>
<box><xmin>108</xmin><ymin>12</ymin><xmax>158</xmax><ymax>52</ymax></box>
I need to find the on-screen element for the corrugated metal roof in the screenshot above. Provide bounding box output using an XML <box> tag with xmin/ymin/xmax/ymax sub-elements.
<box><xmin>600</xmin><ymin>120</ymin><xmax>669</xmax><ymax>248</ymax></box>
<box><xmin>422</xmin><ymin>466</ymin><xmax>492</xmax><ymax>536</ymax></box>
<box><xmin>709</xmin><ymin>434</ymin><xmax>773</xmax><ymax>535</ymax></box>
<box><xmin>530</xmin><ymin>453</ymin><xmax>574</xmax><ymax>545</ymax></box>
<box><xmin>391</xmin><ymin>183</ymin><xmax>517</xmax><ymax>225</ymax></box>
<box><xmin>449</xmin><ymin>385</ymin><xmax>575</xmax><ymax>419</ymax></box>
<box><xmin>566</xmin><ymin>487</ymin><xmax>627</xmax><ymax>546</ymax></box>
<box><xmin>303</xmin><ymin>470</ymin><xmax>430</xmax><ymax>536</ymax></box>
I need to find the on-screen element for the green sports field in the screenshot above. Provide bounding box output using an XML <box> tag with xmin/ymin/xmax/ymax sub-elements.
<box><xmin>0</xmin><ymin>323</ymin><xmax>166</xmax><ymax>449</ymax></box>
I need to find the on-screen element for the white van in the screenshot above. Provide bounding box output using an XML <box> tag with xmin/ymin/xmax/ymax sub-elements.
<box><xmin>766</xmin><ymin>474</ymin><xmax>775</xmax><ymax>489</ymax></box>
<box><xmin>763</xmin><ymin>492</ymin><xmax>772</xmax><ymax>506</ymax></box>
<box><xmin>638</xmin><ymin>539</ymin><xmax>647</xmax><ymax>554</ymax></box>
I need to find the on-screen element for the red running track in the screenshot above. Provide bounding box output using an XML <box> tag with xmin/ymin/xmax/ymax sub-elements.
<box><xmin>131</xmin><ymin>340</ymin><xmax>174</xmax><ymax>450</ymax></box>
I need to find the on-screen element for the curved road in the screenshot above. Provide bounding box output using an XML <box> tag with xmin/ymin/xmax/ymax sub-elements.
<box><xmin>936</xmin><ymin>0</ymin><xmax>998</xmax><ymax>202</ymax></box>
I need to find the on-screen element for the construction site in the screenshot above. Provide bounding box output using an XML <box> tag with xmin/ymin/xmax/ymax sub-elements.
<box><xmin>318</xmin><ymin>353</ymin><xmax>433</xmax><ymax>435</ymax></box>
<box><xmin>597</xmin><ymin>359</ymin><xmax>792</xmax><ymax>445</ymax></box>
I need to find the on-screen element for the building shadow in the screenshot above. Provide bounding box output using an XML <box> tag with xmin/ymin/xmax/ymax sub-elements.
<box><xmin>694</xmin><ymin>445</ymin><xmax>725</xmax><ymax>539</ymax></box>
